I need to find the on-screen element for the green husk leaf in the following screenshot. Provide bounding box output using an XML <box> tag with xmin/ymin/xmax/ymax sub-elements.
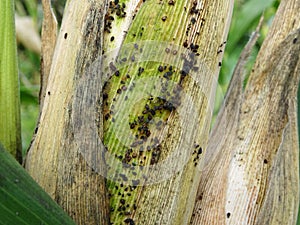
<box><xmin>0</xmin><ymin>142</ymin><xmax>76</xmax><ymax>225</ymax></box>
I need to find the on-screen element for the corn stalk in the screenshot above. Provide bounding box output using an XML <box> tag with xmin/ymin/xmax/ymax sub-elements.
<box><xmin>25</xmin><ymin>0</ymin><xmax>300</xmax><ymax>224</ymax></box>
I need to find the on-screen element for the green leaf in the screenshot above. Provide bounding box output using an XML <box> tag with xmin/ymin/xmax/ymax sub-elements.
<box><xmin>0</xmin><ymin>0</ymin><xmax>22</xmax><ymax>161</ymax></box>
<box><xmin>227</xmin><ymin>0</ymin><xmax>275</xmax><ymax>53</ymax></box>
<box><xmin>0</xmin><ymin>142</ymin><xmax>76</xmax><ymax>225</ymax></box>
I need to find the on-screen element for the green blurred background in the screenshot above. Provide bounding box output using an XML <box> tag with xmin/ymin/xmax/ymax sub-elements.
<box><xmin>15</xmin><ymin>0</ymin><xmax>299</xmax><ymax>223</ymax></box>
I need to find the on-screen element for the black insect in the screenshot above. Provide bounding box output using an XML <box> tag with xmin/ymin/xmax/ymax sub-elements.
<box><xmin>158</xmin><ymin>65</ymin><xmax>164</xmax><ymax>72</ymax></box>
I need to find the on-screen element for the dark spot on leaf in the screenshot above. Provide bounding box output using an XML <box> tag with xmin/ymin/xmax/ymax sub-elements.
<box><xmin>293</xmin><ymin>38</ymin><xmax>297</xmax><ymax>44</ymax></box>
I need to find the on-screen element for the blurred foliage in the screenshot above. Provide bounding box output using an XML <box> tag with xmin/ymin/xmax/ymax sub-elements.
<box><xmin>217</xmin><ymin>0</ymin><xmax>280</xmax><ymax>109</ymax></box>
<box><xmin>212</xmin><ymin>0</ymin><xmax>279</xmax><ymax>125</ymax></box>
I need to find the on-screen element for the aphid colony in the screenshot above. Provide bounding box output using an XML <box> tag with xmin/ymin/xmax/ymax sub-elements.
<box><xmin>102</xmin><ymin>57</ymin><xmax>193</xmax><ymax>224</ymax></box>
<box><xmin>104</xmin><ymin>0</ymin><xmax>127</xmax><ymax>33</ymax></box>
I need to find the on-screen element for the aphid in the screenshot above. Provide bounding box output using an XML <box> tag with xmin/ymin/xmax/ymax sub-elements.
<box><xmin>158</xmin><ymin>65</ymin><xmax>164</xmax><ymax>72</ymax></box>
<box><xmin>138</xmin><ymin>67</ymin><xmax>144</xmax><ymax>75</ymax></box>
<box><xmin>161</xmin><ymin>16</ymin><xmax>167</xmax><ymax>22</ymax></box>
<box><xmin>116</xmin><ymin>10</ymin><xmax>121</xmax><ymax>16</ymax></box>
<box><xmin>132</xmin><ymin>179</ymin><xmax>140</xmax><ymax>186</ymax></box>
<box><xmin>120</xmin><ymin>174</ymin><xmax>128</xmax><ymax>181</ymax></box>
<box><xmin>165</xmin><ymin>48</ymin><xmax>170</xmax><ymax>53</ymax></box>
<box><xmin>191</xmin><ymin>17</ymin><xmax>196</xmax><ymax>24</ymax></box>
<box><xmin>183</xmin><ymin>41</ymin><xmax>188</xmax><ymax>48</ymax></box>
<box><xmin>168</xmin><ymin>0</ymin><xmax>175</xmax><ymax>5</ymax></box>
<box><xmin>115</xmin><ymin>70</ymin><xmax>120</xmax><ymax>76</ymax></box>
<box><xmin>124</xmin><ymin>218</ymin><xmax>135</xmax><ymax>225</ymax></box>
<box><xmin>109</xmin><ymin>62</ymin><xmax>117</xmax><ymax>71</ymax></box>
<box><xmin>172</xmin><ymin>50</ymin><xmax>178</xmax><ymax>55</ymax></box>
<box><xmin>134</xmin><ymin>43</ymin><xmax>138</xmax><ymax>49</ymax></box>
<box><xmin>197</xmin><ymin>147</ymin><xmax>202</xmax><ymax>155</ymax></box>
<box><xmin>131</xmin><ymin>55</ymin><xmax>135</xmax><ymax>61</ymax></box>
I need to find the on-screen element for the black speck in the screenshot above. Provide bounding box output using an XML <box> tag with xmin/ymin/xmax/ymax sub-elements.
<box><xmin>226</xmin><ymin>212</ymin><xmax>231</xmax><ymax>218</ymax></box>
<box><xmin>64</xmin><ymin>33</ymin><xmax>68</xmax><ymax>39</ymax></box>
<box><xmin>47</xmin><ymin>91</ymin><xmax>51</xmax><ymax>95</ymax></box>
<box><xmin>293</xmin><ymin>38</ymin><xmax>297</xmax><ymax>44</ymax></box>
<box><xmin>162</xmin><ymin>16</ymin><xmax>167</xmax><ymax>22</ymax></box>
<box><xmin>191</xmin><ymin>18</ymin><xmax>196</xmax><ymax>24</ymax></box>
<box><xmin>218</xmin><ymin>62</ymin><xmax>222</xmax><ymax>67</ymax></box>
<box><xmin>264</xmin><ymin>159</ymin><xmax>268</xmax><ymax>164</ymax></box>
<box><xmin>110</xmin><ymin>36</ymin><xmax>115</xmax><ymax>41</ymax></box>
